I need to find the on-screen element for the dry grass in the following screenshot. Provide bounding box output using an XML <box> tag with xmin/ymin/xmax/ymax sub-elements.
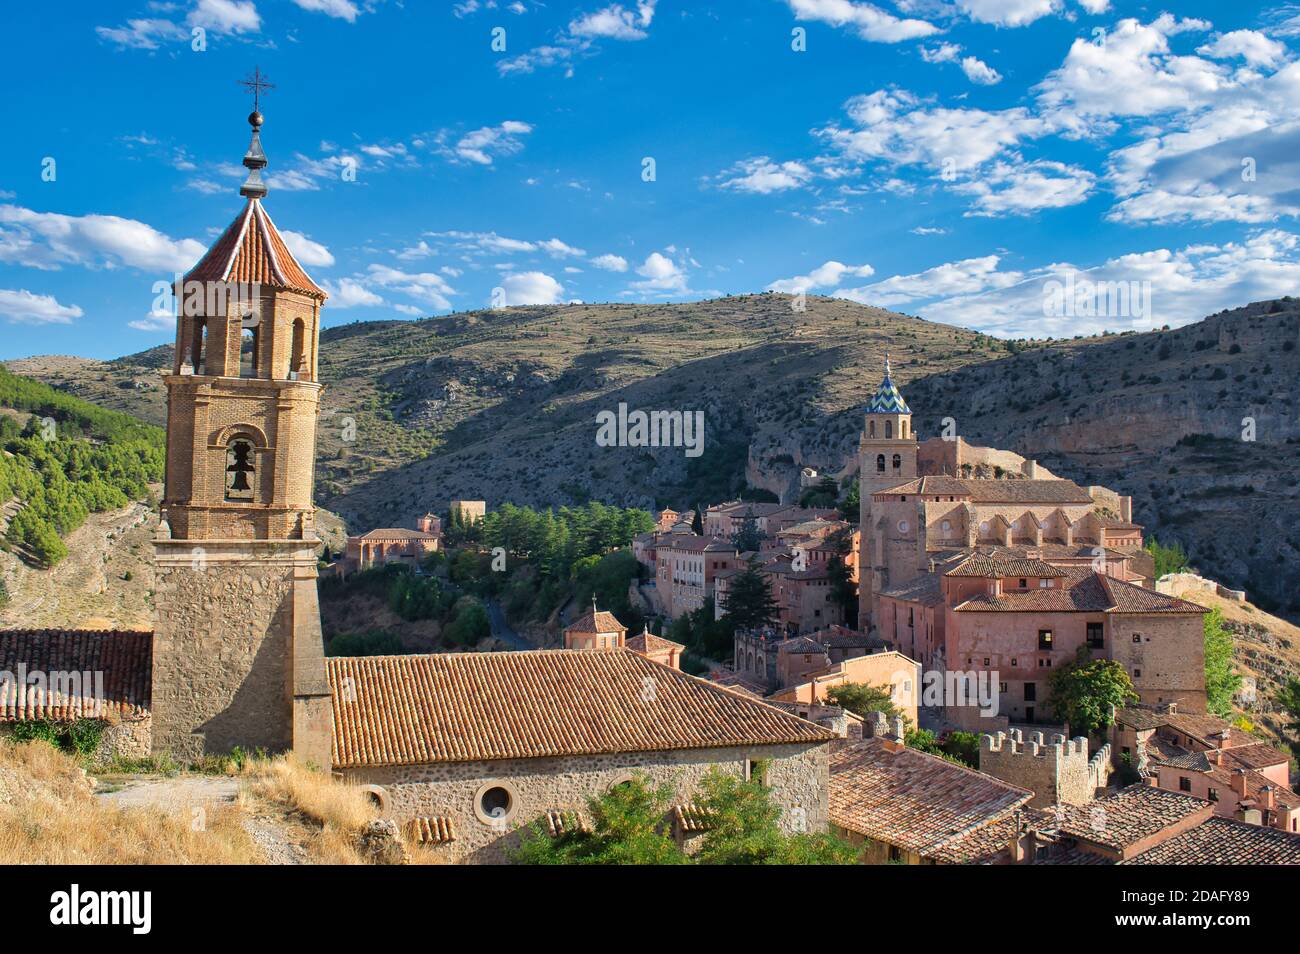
<box><xmin>246</xmin><ymin>755</ymin><xmax>375</xmax><ymax>832</ymax></box>
<box><xmin>0</xmin><ymin>740</ymin><xmax>260</xmax><ymax>864</ymax></box>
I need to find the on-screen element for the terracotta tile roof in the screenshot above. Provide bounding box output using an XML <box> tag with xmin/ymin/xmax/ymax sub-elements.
<box><xmin>944</xmin><ymin>555</ymin><xmax>1067</xmax><ymax>579</ymax></box>
<box><xmin>355</xmin><ymin>528</ymin><xmax>439</xmax><ymax>541</ymax></box>
<box><xmin>0</xmin><ymin>629</ymin><xmax>152</xmax><ymax>721</ymax></box>
<box><xmin>405</xmin><ymin>816</ymin><xmax>455</xmax><ymax>844</ymax></box>
<box><xmin>830</xmin><ymin>738</ymin><xmax>1032</xmax><ymax>861</ymax></box>
<box><xmin>1163</xmin><ymin>711</ymin><xmax>1242</xmax><ymax>745</ymax></box>
<box><xmin>1123</xmin><ymin>816</ymin><xmax>1300</xmax><ymax>865</ymax></box>
<box><xmin>624</xmin><ymin>631</ymin><xmax>685</xmax><ymax>654</ymax></box>
<box><xmin>565</xmin><ymin>608</ymin><xmax>627</xmax><ymax>635</ymax></box>
<box><xmin>954</xmin><ymin>568</ymin><xmax>1208</xmax><ymax>614</ymax></box>
<box><xmin>1221</xmin><ymin>741</ymin><xmax>1291</xmax><ymax>771</ymax></box>
<box><xmin>873</xmin><ymin>476</ymin><xmax>1094</xmax><ymax>504</ymax></box>
<box><xmin>776</xmin><ymin>636</ymin><xmax>826</xmax><ymax>654</ymax></box>
<box><xmin>184</xmin><ymin>199</ymin><xmax>326</xmax><ymax>299</ymax></box>
<box><xmin>327</xmin><ymin>649</ymin><xmax>833</xmax><ymax>768</ymax></box>
<box><xmin>1046</xmin><ymin>785</ymin><xmax>1212</xmax><ymax>853</ymax></box>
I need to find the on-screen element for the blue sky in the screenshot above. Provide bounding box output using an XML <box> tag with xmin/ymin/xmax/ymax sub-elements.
<box><xmin>3</xmin><ymin>0</ymin><xmax>1300</xmax><ymax>359</ymax></box>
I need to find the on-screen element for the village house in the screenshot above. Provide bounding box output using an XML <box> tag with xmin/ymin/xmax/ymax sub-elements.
<box><xmin>831</xmin><ymin>716</ymin><xmax>1300</xmax><ymax>864</ymax></box>
<box><xmin>768</xmin><ymin>648</ymin><xmax>923</xmax><ymax>729</ymax></box>
<box><xmin>704</xmin><ymin>501</ymin><xmax>839</xmax><ymax>539</ymax></box>
<box><xmin>326</xmin><ymin>649</ymin><xmax>835</xmax><ymax>863</ymax></box>
<box><xmin>1114</xmin><ymin>705</ymin><xmax>1299</xmax><ymax>833</ymax></box>
<box><xmin>876</xmin><ymin>548</ymin><xmax>1209</xmax><ymax>729</ymax></box>
<box><xmin>654</xmin><ymin>535</ymin><xmax>743</xmax><ymax>619</ymax></box>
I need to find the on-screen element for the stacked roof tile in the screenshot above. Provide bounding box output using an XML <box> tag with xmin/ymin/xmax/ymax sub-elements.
<box><xmin>0</xmin><ymin>629</ymin><xmax>153</xmax><ymax>721</ymax></box>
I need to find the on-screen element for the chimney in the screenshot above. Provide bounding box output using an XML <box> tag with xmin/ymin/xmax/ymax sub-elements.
<box><xmin>1232</xmin><ymin>768</ymin><xmax>1249</xmax><ymax>799</ymax></box>
<box><xmin>1262</xmin><ymin>785</ymin><xmax>1275</xmax><ymax>811</ymax></box>
<box><xmin>1120</xmin><ymin>496</ymin><xmax>1132</xmax><ymax>523</ymax></box>
<box><xmin>1207</xmin><ymin>748</ymin><xmax>1221</xmax><ymax>766</ymax></box>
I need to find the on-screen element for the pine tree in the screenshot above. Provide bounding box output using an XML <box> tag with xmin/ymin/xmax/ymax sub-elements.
<box><xmin>723</xmin><ymin>557</ymin><xmax>780</xmax><ymax>632</ymax></box>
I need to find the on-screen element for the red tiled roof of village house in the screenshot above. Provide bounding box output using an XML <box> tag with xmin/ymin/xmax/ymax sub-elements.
<box><xmin>355</xmin><ymin>528</ymin><xmax>439</xmax><ymax>541</ymax></box>
<box><xmin>565</xmin><ymin>608</ymin><xmax>628</xmax><ymax>635</ymax></box>
<box><xmin>1122</xmin><ymin>816</ymin><xmax>1300</xmax><ymax>865</ymax></box>
<box><xmin>953</xmin><ymin>568</ymin><xmax>1208</xmax><ymax>614</ymax></box>
<box><xmin>326</xmin><ymin>649</ymin><xmax>832</xmax><ymax>768</ymax></box>
<box><xmin>830</xmin><ymin>737</ymin><xmax>1033</xmax><ymax>862</ymax></box>
<box><xmin>872</xmin><ymin>476</ymin><xmax>1094</xmax><ymax>504</ymax></box>
<box><xmin>0</xmin><ymin>629</ymin><xmax>152</xmax><ymax>721</ymax></box>
<box><xmin>944</xmin><ymin>554</ymin><xmax>1067</xmax><ymax>579</ymax></box>
<box><xmin>1219</xmin><ymin>741</ymin><xmax>1291</xmax><ymax>771</ymax></box>
<box><xmin>1045</xmin><ymin>785</ymin><xmax>1212</xmax><ymax>853</ymax></box>
<box><xmin>184</xmin><ymin>198</ymin><xmax>326</xmax><ymax>299</ymax></box>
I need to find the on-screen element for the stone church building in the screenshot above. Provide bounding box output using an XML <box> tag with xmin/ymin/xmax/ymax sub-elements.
<box><xmin>0</xmin><ymin>109</ymin><xmax>838</xmax><ymax>859</ymax></box>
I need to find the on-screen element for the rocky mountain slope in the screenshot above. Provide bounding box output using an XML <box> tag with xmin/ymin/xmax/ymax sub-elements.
<box><xmin>8</xmin><ymin>294</ymin><xmax>1298</xmax><ymax>620</ymax></box>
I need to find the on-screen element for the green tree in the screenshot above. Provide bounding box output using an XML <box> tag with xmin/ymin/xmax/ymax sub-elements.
<box><xmin>1202</xmin><ymin>607</ymin><xmax>1241</xmax><ymax>718</ymax></box>
<box><xmin>690</xmin><ymin>504</ymin><xmax>704</xmax><ymax>536</ymax></box>
<box><xmin>721</xmin><ymin>557</ymin><xmax>780</xmax><ymax>632</ymax></box>
<box><xmin>1145</xmin><ymin>535</ymin><xmax>1189</xmax><ymax>578</ymax></box>
<box><xmin>512</xmin><ymin>775</ymin><xmax>686</xmax><ymax>865</ymax></box>
<box><xmin>825</xmin><ymin>682</ymin><xmax>900</xmax><ymax>721</ymax></box>
<box><xmin>692</xmin><ymin>769</ymin><xmax>857</xmax><ymax>865</ymax></box>
<box><xmin>798</xmin><ymin>477</ymin><xmax>839</xmax><ymax>509</ymax></box>
<box><xmin>838</xmin><ymin>480</ymin><xmax>860</xmax><ymax>525</ymax></box>
<box><xmin>731</xmin><ymin>508</ymin><xmax>762</xmax><ymax>553</ymax></box>
<box><xmin>1275</xmin><ymin>678</ymin><xmax>1300</xmax><ymax>765</ymax></box>
<box><xmin>1048</xmin><ymin>645</ymin><xmax>1138</xmax><ymax>737</ymax></box>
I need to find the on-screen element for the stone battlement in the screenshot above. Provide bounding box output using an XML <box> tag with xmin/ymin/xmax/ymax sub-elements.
<box><xmin>979</xmin><ymin>729</ymin><xmax>1106</xmax><ymax>808</ymax></box>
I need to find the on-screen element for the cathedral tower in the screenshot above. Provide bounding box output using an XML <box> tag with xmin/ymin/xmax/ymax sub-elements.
<box><xmin>857</xmin><ymin>355</ymin><xmax>918</xmax><ymax>630</ymax></box>
<box><xmin>150</xmin><ymin>101</ymin><xmax>333</xmax><ymax>766</ymax></box>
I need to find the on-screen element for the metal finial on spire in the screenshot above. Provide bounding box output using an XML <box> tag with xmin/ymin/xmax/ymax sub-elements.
<box><xmin>238</xmin><ymin>67</ymin><xmax>273</xmax><ymax>200</ymax></box>
<box><xmin>884</xmin><ymin>351</ymin><xmax>892</xmax><ymax>379</ymax></box>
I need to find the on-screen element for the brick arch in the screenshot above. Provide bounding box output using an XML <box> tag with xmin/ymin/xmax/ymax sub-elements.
<box><xmin>211</xmin><ymin>423</ymin><xmax>269</xmax><ymax>448</ymax></box>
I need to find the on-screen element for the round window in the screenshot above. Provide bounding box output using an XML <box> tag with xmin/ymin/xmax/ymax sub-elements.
<box><xmin>897</xmin><ymin>520</ymin><xmax>909</xmax><ymax>533</ymax></box>
<box><xmin>474</xmin><ymin>780</ymin><xmax>519</xmax><ymax>825</ymax></box>
<box><xmin>979</xmin><ymin>521</ymin><xmax>990</xmax><ymax>534</ymax></box>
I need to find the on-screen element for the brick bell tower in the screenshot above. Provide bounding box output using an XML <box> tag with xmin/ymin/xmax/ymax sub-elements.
<box><xmin>150</xmin><ymin>92</ymin><xmax>333</xmax><ymax>766</ymax></box>
<box><xmin>857</xmin><ymin>354</ymin><xmax>918</xmax><ymax>631</ymax></box>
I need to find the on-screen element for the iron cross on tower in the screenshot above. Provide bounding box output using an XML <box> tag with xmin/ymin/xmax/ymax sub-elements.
<box><xmin>238</xmin><ymin>66</ymin><xmax>275</xmax><ymax>113</ymax></box>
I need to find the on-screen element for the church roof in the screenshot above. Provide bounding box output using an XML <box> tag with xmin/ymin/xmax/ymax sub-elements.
<box><xmin>0</xmin><ymin>629</ymin><xmax>153</xmax><ymax>721</ymax></box>
<box><xmin>326</xmin><ymin>649</ymin><xmax>833</xmax><ymax>768</ymax></box>
<box><xmin>865</xmin><ymin>355</ymin><xmax>911</xmax><ymax>414</ymax></box>
<box><xmin>566</xmin><ymin>606</ymin><xmax>628</xmax><ymax>635</ymax></box>
<box><xmin>185</xmin><ymin>198</ymin><xmax>326</xmax><ymax>300</ymax></box>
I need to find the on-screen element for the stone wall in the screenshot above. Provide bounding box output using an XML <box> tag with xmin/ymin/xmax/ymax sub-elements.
<box><xmin>979</xmin><ymin>729</ymin><xmax>1100</xmax><ymax>808</ymax></box>
<box><xmin>150</xmin><ymin>538</ymin><xmax>331</xmax><ymax>764</ymax></box>
<box><xmin>1155</xmin><ymin>572</ymin><xmax>1246</xmax><ymax>603</ymax></box>
<box><xmin>342</xmin><ymin>741</ymin><xmax>830</xmax><ymax>864</ymax></box>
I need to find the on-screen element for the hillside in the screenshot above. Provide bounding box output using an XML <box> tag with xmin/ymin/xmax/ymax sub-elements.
<box><xmin>7</xmin><ymin>294</ymin><xmax>1298</xmax><ymax>622</ymax></box>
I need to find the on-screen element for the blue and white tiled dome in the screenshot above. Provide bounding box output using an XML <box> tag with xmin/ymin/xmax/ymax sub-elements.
<box><xmin>866</xmin><ymin>354</ymin><xmax>911</xmax><ymax>414</ymax></box>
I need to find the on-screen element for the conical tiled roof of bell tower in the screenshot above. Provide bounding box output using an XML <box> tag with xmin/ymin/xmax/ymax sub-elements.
<box><xmin>866</xmin><ymin>353</ymin><xmax>911</xmax><ymax>414</ymax></box>
<box><xmin>184</xmin><ymin>110</ymin><xmax>326</xmax><ymax>300</ymax></box>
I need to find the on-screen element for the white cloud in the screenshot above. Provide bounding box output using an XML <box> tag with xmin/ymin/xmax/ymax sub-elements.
<box><xmin>957</xmin><ymin>0</ymin><xmax>1060</xmax><ymax>28</ymax></box>
<box><xmin>539</xmin><ymin>238</ymin><xmax>586</xmax><ymax>257</ymax></box>
<box><xmin>188</xmin><ymin>0</ymin><xmax>261</xmax><ymax>35</ymax></box>
<box><xmin>1197</xmin><ymin>30</ymin><xmax>1289</xmax><ymax>69</ymax></box>
<box><xmin>1036</xmin><ymin>16</ymin><xmax>1225</xmax><ymax>123</ymax></box>
<box><xmin>452</xmin><ymin>121</ymin><xmax>534</xmax><ymax>165</ymax></box>
<box><xmin>500</xmin><ymin>271</ymin><xmax>564</xmax><ymax>305</ymax></box>
<box><xmin>280</xmin><ymin>230</ymin><xmax>335</xmax><ymax>268</ymax></box>
<box><xmin>714</xmin><ymin>157</ymin><xmax>814</xmax><ymax>194</ymax></box>
<box><xmin>834</xmin><ymin>255</ymin><xmax>1022</xmax><ymax>308</ymax></box>
<box><xmin>321</xmin><ymin>277</ymin><xmax>384</xmax><ymax>309</ymax></box>
<box><xmin>94</xmin><ymin>18</ymin><xmax>187</xmax><ymax>49</ymax></box>
<box><xmin>851</xmin><ymin>231</ymin><xmax>1300</xmax><ymax>337</ymax></box>
<box><xmin>569</xmin><ymin>1</ymin><xmax>656</xmax><ymax>40</ymax></box>
<box><xmin>0</xmin><ymin>204</ymin><xmax>205</xmax><ymax>273</ymax></box>
<box><xmin>785</xmin><ymin>0</ymin><xmax>938</xmax><ymax>43</ymax></box>
<box><xmin>961</xmin><ymin>56</ymin><xmax>1003</xmax><ymax>86</ymax></box>
<box><xmin>816</xmin><ymin>89</ymin><xmax>1048</xmax><ymax>175</ymax></box>
<box><xmin>954</xmin><ymin>159</ymin><xmax>1095</xmax><ymax>216</ymax></box>
<box><xmin>767</xmin><ymin>261</ymin><xmax>874</xmax><ymax>293</ymax></box>
<box><xmin>366</xmin><ymin>264</ymin><xmax>456</xmax><ymax>309</ymax></box>
<box><xmin>290</xmin><ymin>0</ymin><xmax>361</xmax><ymax>22</ymax></box>
<box><xmin>629</xmin><ymin>251</ymin><xmax>689</xmax><ymax>294</ymax></box>
<box><xmin>910</xmin><ymin>226</ymin><xmax>947</xmax><ymax>235</ymax></box>
<box><xmin>591</xmin><ymin>253</ymin><xmax>629</xmax><ymax>272</ymax></box>
<box><xmin>1076</xmin><ymin>0</ymin><xmax>1110</xmax><ymax>13</ymax></box>
<box><xmin>0</xmin><ymin>288</ymin><xmax>83</xmax><ymax>325</ymax></box>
